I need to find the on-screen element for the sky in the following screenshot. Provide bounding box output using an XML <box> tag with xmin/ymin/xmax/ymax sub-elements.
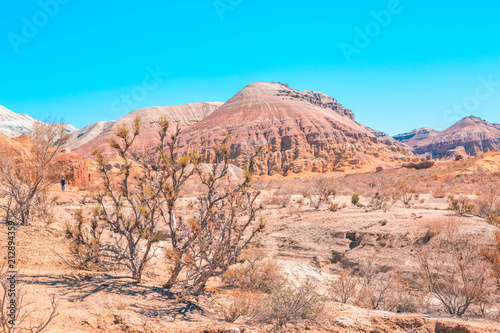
<box><xmin>0</xmin><ymin>0</ymin><xmax>499</xmax><ymax>135</ymax></box>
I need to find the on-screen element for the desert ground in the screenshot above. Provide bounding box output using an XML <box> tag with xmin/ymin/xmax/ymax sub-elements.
<box><xmin>2</xmin><ymin>153</ymin><xmax>500</xmax><ymax>332</ymax></box>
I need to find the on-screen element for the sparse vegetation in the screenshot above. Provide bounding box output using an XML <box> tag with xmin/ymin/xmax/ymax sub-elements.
<box><xmin>351</xmin><ymin>194</ymin><xmax>360</xmax><ymax>206</ymax></box>
<box><xmin>302</xmin><ymin>178</ymin><xmax>336</xmax><ymax>210</ymax></box>
<box><xmin>330</xmin><ymin>270</ymin><xmax>358</xmax><ymax>304</ymax></box>
<box><xmin>417</xmin><ymin>218</ymin><xmax>492</xmax><ymax>316</ymax></box>
<box><xmin>270</xmin><ymin>186</ymin><xmax>293</xmax><ymax>208</ymax></box>
<box><xmin>0</xmin><ymin>120</ymin><xmax>68</xmax><ymax>226</ymax></box>
<box><xmin>448</xmin><ymin>195</ymin><xmax>477</xmax><ymax>216</ymax></box>
<box><xmin>223</xmin><ymin>252</ymin><xmax>282</xmax><ymax>293</ymax></box>
<box><xmin>261</xmin><ymin>280</ymin><xmax>322</xmax><ymax>329</ymax></box>
<box><xmin>68</xmin><ymin>117</ymin><xmax>163</xmax><ymax>283</ymax></box>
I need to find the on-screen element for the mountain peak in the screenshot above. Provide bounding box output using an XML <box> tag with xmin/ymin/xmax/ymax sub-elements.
<box><xmin>394</xmin><ymin>115</ymin><xmax>500</xmax><ymax>158</ymax></box>
<box><xmin>231</xmin><ymin>81</ymin><xmax>354</xmax><ymax>120</ymax></box>
<box><xmin>177</xmin><ymin>82</ymin><xmax>413</xmax><ymax>175</ymax></box>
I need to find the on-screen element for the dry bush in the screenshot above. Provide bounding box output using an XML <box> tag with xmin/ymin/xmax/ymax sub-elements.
<box><xmin>0</xmin><ymin>266</ymin><xmax>59</xmax><ymax>332</ymax></box>
<box><xmin>417</xmin><ymin>217</ymin><xmax>494</xmax><ymax>316</ymax></box>
<box><xmin>257</xmin><ymin>279</ymin><xmax>323</xmax><ymax>330</ymax></box>
<box><xmin>432</xmin><ymin>188</ymin><xmax>447</xmax><ymax>199</ymax></box>
<box><xmin>269</xmin><ymin>186</ymin><xmax>293</xmax><ymax>208</ymax></box>
<box><xmin>482</xmin><ymin>231</ymin><xmax>500</xmax><ymax>290</ymax></box>
<box><xmin>356</xmin><ymin>262</ymin><xmax>395</xmax><ymax>310</ymax></box>
<box><xmin>219</xmin><ymin>291</ymin><xmax>259</xmax><ymax>323</ymax></box>
<box><xmin>475</xmin><ymin>180</ymin><xmax>500</xmax><ymax>218</ymax></box>
<box><xmin>448</xmin><ymin>195</ymin><xmax>476</xmax><ymax>216</ymax></box>
<box><xmin>394</xmin><ymin>178</ymin><xmax>419</xmax><ymax>205</ymax></box>
<box><xmin>31</xmin><ymin>191</ymin><xmax>58</xmax><ymax>226</ymax></box>
<box><xmin>330</xmin><ymin>270</ymin><xmax>358</xmax><ymax>304</ymax></box>
<box><xmin>223</xmin><ymin>252</ymin><xmax>282</xmax><ymax>293</ymax></box>
<box><xmin>0</xmin><ymin>120</ymin><xmax>68</xmax><ymax>226</ymax></box>
<box><xmin>367</xmin><ymin>175</ymin><xmax>395</xmax><ymax>211</ymax></box>
<box><xmin>302</xmin><ymin>178</ymin><xmax>336</xmax><ymax>210</ymax></box>
<box><xmin>486</xmin><ymin>214</ymin><xmax>500</xmax><ymax>227</ymax></box>
<box><xmin>328</xmin><ymin>203</ymin><xmax>340</xmax><ymax>212</ymax></box>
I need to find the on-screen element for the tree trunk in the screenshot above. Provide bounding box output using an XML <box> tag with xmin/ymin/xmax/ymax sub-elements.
<box><xmin>163</xmin><ymin>262</ymin><xmax>182</xmax><ymax>289</ymax></box>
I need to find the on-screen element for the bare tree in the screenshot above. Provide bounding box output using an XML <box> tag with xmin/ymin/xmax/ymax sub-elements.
<box><xmin>0</xmin><ymin>121</ymin><xmax>68</xmax><ymax>226</ymax></box>
<box><xmin>330</xmin><ymin>270</ymin><xmax>358</xmax><ymax>304</ymax></box>
<box><xmin>302</xmin><ymin>178</ymin><xmax>336</xmax><ymax>210</ymax></box>
<box><xmin>475</xmin><ymin>179</ymin><xmax>500</xmax><ymax>218</ymax></box>
<box><xmin>482</xmin><ymin>231</ymin><xmax>500</xmax><ymax>289</ymax></box>
<box><xmin>366</xmin><ymin>175</ymin><xmax>395</xmax><ymax>211</ymax></box>
<box><xmin>164</xmin><ymin>139</ymin><xmax>265</xmax><ymax>294</ymax></box>
<box><xmin>394</xmin><ymin>178</ymin><xmax>418</xmax><ymax>205</ymax></box>
<box><xmin>417</xmin><ymin>218</ymin><xmax>492</xmax><ymax>316</ymax></box>
<box><xmin>357</xmin><ymin>262</ymin><xmax>394</xmax><ymax>310</ymax></box>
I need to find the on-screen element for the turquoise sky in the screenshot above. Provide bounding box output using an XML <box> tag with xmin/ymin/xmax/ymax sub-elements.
<box><xmin>1</xmin><ymin>0</ymin><xmax>499</xmax><ymax>135</ymax></box>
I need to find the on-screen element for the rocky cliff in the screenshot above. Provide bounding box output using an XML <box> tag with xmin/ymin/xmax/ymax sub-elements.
<box><xmin>54</xmin><ymin>153</ymin><xmax>93</xmax><ymax>188</ymax></box>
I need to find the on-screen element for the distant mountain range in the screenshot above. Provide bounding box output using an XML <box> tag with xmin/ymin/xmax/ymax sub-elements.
<box><xmin>2</xmin><ymin>82</ymin><xmax>500</xmax><ymax>174</ymax></box>
<box><xmin>393</xmin><ymin>116</ymin><xmax>500</xmax><ymax>158</ymax></box>
<box><xmin>0</xmin><ymin>105</ymin><xmax>77</xmax><ymax>137</ymax></box>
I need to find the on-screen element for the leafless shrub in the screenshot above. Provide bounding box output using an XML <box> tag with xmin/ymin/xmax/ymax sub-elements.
<box><xmin>448</xmin><ymin>195</ymin><xmax>476</xmax><ymax>216</ymax></box>
<box><xmin>417</xmin><ymin>217</ymin><xmax>493</xmax><ymax>316</ymax></box>
<box><xmin>482</xmin><ymin>231</ymin><xmax>500</xmax><ymax>290</ymax></box>
<box><xmin>366</xmin><ymin>175</ymin><xmax>395</xmax><ymax>211</ymax></box>
<box><xmin>270</xmin><ymin>186</ymin><xmax>293</xmax><ymax>208</ymax></box>
<box><xmin>223</xmin><ymin>251</ymin><xmax>282</xmax><ymax>293</ymax></box>
<box><xmin>219</xmin><ymin>291</ymin><xmax>258</xmax><ymax>323</ymax></box>
<box><xmin>357</xmin><ymin>262</ymin><xmax>394</xmax><ymax>310</ymax></box>
<box><xmin>0</xmin><ymin>266</ymin><xmax>59</xmax><ymax>332</ymax></box>
<box><xmin>0</xmin><ymin>120</ymin><xmax>68</xmax><ymax>226</ymax></box>
<box><xmin>432</xmin><ymin>188</ymin><xmax>447</xmax><ymax>199</ymax></box>
<box><xmin>330</xmin><ymin>270</ymin><xmax>358</xmax><ymax>304</ymax></box>
<box><xmin>31</xmin><ymin>191</ymin><xmax>58</xmax><ymax>226</ymax></box>
<box><xmin>302</xmin><ymin>178</ymin><xmax>336</xmax><ymax>210</ymax></box>
<box><xmin>475</xmin><ymin>180</ymin><xmax>500</xmax><ymax>218</ymax></box>
<box><xmin>394</xmin><ymin>178</ymin><xmax>419</xmax><ymax>205</ymax></box>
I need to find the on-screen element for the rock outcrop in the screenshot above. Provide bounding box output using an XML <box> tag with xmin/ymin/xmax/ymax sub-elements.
<box><xmin>402</xmin><ymin>160</ymin><xmax>435</xmax><ymax>170</ymax></box>
<box><xmin>73</xmin><ymin>102</ymin><xmax>222</xmax><ymax>157</ymax></box>
<box><xmin>54</xmin><ymin>153</ymin><xmax>93</xmax><ymax>187</ymax></box>
<box><xmin>176</xmin><ymin>82</ymin><xmax>413</xmax><ymax>175</ymax></box>
<box><xmin>395</xmin><ymin>116</ymin><xmax>500</xmax><ymax>158</ymax></box>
